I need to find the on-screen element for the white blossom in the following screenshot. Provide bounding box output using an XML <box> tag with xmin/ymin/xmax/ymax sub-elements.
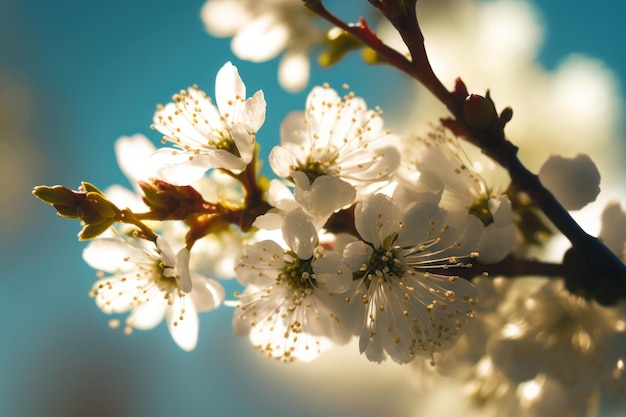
<box><xmin>486</xmin><ymin>280</ymin><xmax>626</xmax><ymax>414</ymax></box>
<box><xmin>83</xmin><ymin>235</ymin><xmax>225</xmax><ymax>351</ymax></box>
<box><xmin>201</xmin><ymin>0</ymin><xmax>322</xmax><ymax>92</ymax></box>
<box><xmin>343</xmin><ymin>194</ymin><xmax>479</xmax><ymax>364</ymax></box>
<box><xmin>233</xmin><ymin>208</ymin><xmax>352</xmax><ymax>362</ymax></box>
<box><xmin>395</xmin><ymin>128</ymin><xmax>516</xmax><ymax>263</ymax></box>
<box><xmin>151</xmin><ymin>62</ymin><xmax>266</xmax><ymax>184</ymax></box>
<box><xmin>269</xmin><ymin>84</ymin><xmax>400</xmax><ymax>199</ymax></box>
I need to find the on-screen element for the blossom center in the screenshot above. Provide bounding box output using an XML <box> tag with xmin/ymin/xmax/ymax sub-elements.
<box><xmin>468</xmin><ymin>197</ymin><xmax>494</xmax><ymax>226</ymax></box>
<box><xmin>155</xmin><ymin>261</ymin><xmax>179</xmax><ymax>292</ymax></box>
<box><xmin>298</xmin><ymin>156</ymin><xmax>332</xmax><ymax>182</ymax></box>
<box><xmin>359</xmin><ymin>245</ymin><xmax>405</xmax><ymax>288</ymax></box>
<box><xmin>210</xmin><ymin>133</ymin><xmax>241</xmax><ymax>157</ymax></box>
<box><xmin>278</xmin><ymin>253</ymin><xmax>316</xmax><ymax>291</ymax></box>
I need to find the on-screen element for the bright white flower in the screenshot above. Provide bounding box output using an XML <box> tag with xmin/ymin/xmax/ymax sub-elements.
<box><xmin>343</xmin><ymin>194</ymin><xmax>479</xmax><ymax>364</ymax></box>
<box><xmin>83</xmin><ymin>235</ymin><xmax>225</xmax><ymax>351</ymax></box>
<box><xmin>395</xmin><ymin>127</ymin><xmax>516</xmax><ymax>263</ymax></box>
<box><xmin>151</xmin><ymin>62</ymin><xmax>266</xmax><ymax>184</ymax></box>
<box><xmin>201</xmin><ymin>0</ymin><xmax>322</xmax><ymax>92</ymax></box>
<box><xmin>538</xmin><ymin>154</ymin><xmax>601</xmax><ymax>211</ymax></box>
<box><xmin>233</xmin><ymin>208</ymin><xmax>352</xmax><ymax>362</ymax></box>
<box><xmin>269</xmin><ymin>84</ymin><xmax>400</xmax><ymax>199</ymax></box>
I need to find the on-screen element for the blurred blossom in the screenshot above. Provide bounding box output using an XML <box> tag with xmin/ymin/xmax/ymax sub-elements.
<box><xmin>201</xmin><ymin>0</ymin><xmax>324</xmax><ymax>92</ymax></box>
<box><xmin>394</xmin><ymin>128</ymin><xmax>516</xmax><ymax>263</ymax></box>
<box><xmin>380</xmin><ymin>0</ymin><xmax>624</xmax><ymax>181</ymax></box>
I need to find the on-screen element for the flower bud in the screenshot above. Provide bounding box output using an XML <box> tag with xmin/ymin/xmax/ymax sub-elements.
<box><xmin>464</xmin><ymin>93</ymin><xmax>497</xmax><ymax>130</ymax></box>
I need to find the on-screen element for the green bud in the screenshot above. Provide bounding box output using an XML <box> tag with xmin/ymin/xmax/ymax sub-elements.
<box><xmin>33</xmin><ymin>183</ymin><xmax>120</xmax><ymax>237</ymax></box>
<box><xmin>78</xmin><ymin>218</ymin><xmax>116</xmax><ymax>240</ymax></box>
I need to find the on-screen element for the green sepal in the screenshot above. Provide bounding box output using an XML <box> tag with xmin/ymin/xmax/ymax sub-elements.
<box><xmin>79</xmin><ymin>218</ymin><xmax>117</xmax><ymax>240</ymax></box>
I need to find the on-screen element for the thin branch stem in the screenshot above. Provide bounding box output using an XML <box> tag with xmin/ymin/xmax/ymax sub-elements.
<box><xmin>307</xmin><ymin>0</ymin><xmax>626</xmax><ymax>300</ymax></box>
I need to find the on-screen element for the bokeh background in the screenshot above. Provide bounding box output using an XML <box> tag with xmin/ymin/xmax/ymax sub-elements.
<box><xmin>1</xmin><ymin>0</ymin><xmax>625</xmax><ymax>416</ymax></box>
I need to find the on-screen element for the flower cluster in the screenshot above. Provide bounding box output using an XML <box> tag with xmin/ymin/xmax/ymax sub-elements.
<box><xmin>52</xmin><ymin>62</ymin><xmax>490</xmax><ymax>365</ymax></box>
<box><xmin>32</xmin><ymin>1</ymin><xmax>626</xmax><ymax>416</ymax></box>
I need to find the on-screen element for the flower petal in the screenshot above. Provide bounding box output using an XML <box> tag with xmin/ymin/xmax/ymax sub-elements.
<box><xmin>83</xmin><ymin>238</ymin><xmax>148</xmax><ymax>273</ymax></box>
<box><xmin>215</xmin><ymin>62</ymin><xmax>246</xmax><ymax>117</ymax></box>
<box><xmin>282</xmin><ymin>208</ymin><xmax>317</xmax><ymax>260</ymax></box>
<box><xmin>241</xmin><ymin>90</ymin><xmax>266</xmax><ymax>132</ymax></box>
<box><xmin>167</xmin><ymin>295</ymin><xmax>199</xmax><ymax>351</ymax></box>
<box><xmin>269</xmin><ymin>146</ymin><xmax>299</xmax><ymax>178</ymax></box>
<box><xmin>190</xmin><ymin>274</ymin><xmax>225</xmax><ymax>312</ymax></box>
<box><xmin>354</xmin><ymin>194</ymin><xmax>402</xmax><ymax>248</ymax></box>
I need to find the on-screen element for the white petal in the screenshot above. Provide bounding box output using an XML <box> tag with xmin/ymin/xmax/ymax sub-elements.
<box><xmin>127</xmin><ymin>297</ymin><xmax>168</xmax><ymax>330</ymax></box>
<box><xmin>236</xmin><ymin>240</ymin><xmax>284</xmax><ymax>285</ymax></box>
<box><xmin>92</xmin><ymin>276</ymin><xmax>145</xmax><ymax>314</ymax></box>
<box><xmin>206</xmin><ymin>148</ymin><xmax>247</xmax><ymax>173</ymax></box>
<box><xmin>167</xmin><ymin>295</ymin><xmax>199</xmax><ymax>351</ymax></box>
<box><xmin>241</xmin><ymin>90</ymin><xmax>266</xmax><ymax>132</ymax></box>
<box><xmin>229</xmin><ymin>124</ymin><xmax>254</xmax><ymax>165</ymax></box>
<box><xmin>294</xmin><ymin>174</ymin><xmax>356</xmax><ymax>221</ymax></box>
<box><xmin>313</xmin><ymin>251</ymin><xmax>352</xmax><ymax>293</ymax></box>
<box><xmin>478</xmin><ymin>222</ymin><xmax>517</xmax><ymax>263</ymax></box>
<box><xmin>231</xmin><ymin>13</ymin><xmax>289</xmax><ymax>62</ymax></box>
<box><xmin>266</xmin><ymin>178</ymin><xmax>296</xmax><ymax>209</ymax></box>
<box><xmin>252</xmin><ymin>212</ymin><xmax>283</xmax><ymax>230</ymax></box>
<box><xmin>490</xmin><ymin>195</ymin><xmax>514</xmax><ymax>225</ymax></box>
<box><xmin>200</xmin><ymin>0</ymin><xmax>251</xmax><ymax>37</ymax></box>
<box><xmin>83</xmin><ymin>238</ymin><xmax>148</xmax><ymax>273</ymax></box>
<box><xmin>152</xmin><ymin>148</ymin><xmax>211</xmax><ymax>185</ymax></box>
<box><xmin>269</xmin><ymin>146</ymin><xmax>299</xmax><ymax>178</ymax></box>
<box><xmin>396</xmin><ymin>201</ymin><xmax>445</xmax><ymax>248</ymax></box>
<box><xmin>343</xmin><ymin>240</ymin><xmax>373</xmax><ymax>272</ymax></box>
<box><xmin>279</xmin><ymin>111</ymin><xmax>308</xmax><ymax>150</ymax></box>
<box><xmin>114</xmin><ymin>134</ymin><xmax>158</xmax><ymax>185</ymax></box>
<box><xmin>190</xmin><ymin>274</ymin><xmax>225</xmax><ymax>312</ymax></box>
<box><xmin>215</xmin><ymin>61</ymin><xmax>246</xmax><ymax>117</ymax></box>
<box><xmin>354</xmin><ymin>194</ymin><xmax>401</xmax><ymax>248</ymax></box>
<box><xmin>175</xmin><ymin>248</ymin><xmax>192</xmax><ymax>293</ymax></box>
<box><xmin>104</xmin><ymin>185</ymin><xmax>147</xmax><ymax>212</ymax></box>
<box><xmin>282</xmin><ymin>208</ymin><xmax>317</xmax><ymax>259</ymax></box>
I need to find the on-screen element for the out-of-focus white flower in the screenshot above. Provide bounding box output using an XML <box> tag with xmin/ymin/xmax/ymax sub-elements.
<box><xmin>395</xmin><ymin>128</ymin><xmax>516</xmax><ymax>263</ymax></box>
<box><xmin>104</xmin><ymin>134</ymin><xmax>159</xmax><ymax>212</ymax></box>
<box><xmin>538</xmin><ymin>154</ymin><xmax>601</xmax><ymax>211</ymax></box>
<box><xmin>233</xmin><ymin>208</ymin><xmax>352</xmax><ymax>362</ymax></box>
<box><xmin>599</xmin><ymin>202</ymin><xmax>626</xmax><ymax>261</ymax></box>
<box><xmin>201</xmin><ymin>0</ymin><xmax>322</xmax><ymax>92</ymax></box>
<box><xmin>486</xmin><ymin>280</ymin><xmax>626</xmax><ymax>413</ymax></box>
<box><xmin>342</xmin><ymin>194</ymin><xmax>478</xmax><ymax>364</ymax></box>
<box><xmin>270</xmin><ymin>84</ymin><xmax>400</xmax><ymax>199</ymax></box>
<box><xmin>83</xmin><ymin>235</ymin><xmax>225</xmax><ymax>351</ymax></box>
<box><xmin>381</xmin><ymin>0</ymin><xmax>624</xmax><ymax>183</ymax></box>
<box><xmin>151</xmin><ymin>62</ymin><xmax>266</xmax><ymax>184</ymax></box>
